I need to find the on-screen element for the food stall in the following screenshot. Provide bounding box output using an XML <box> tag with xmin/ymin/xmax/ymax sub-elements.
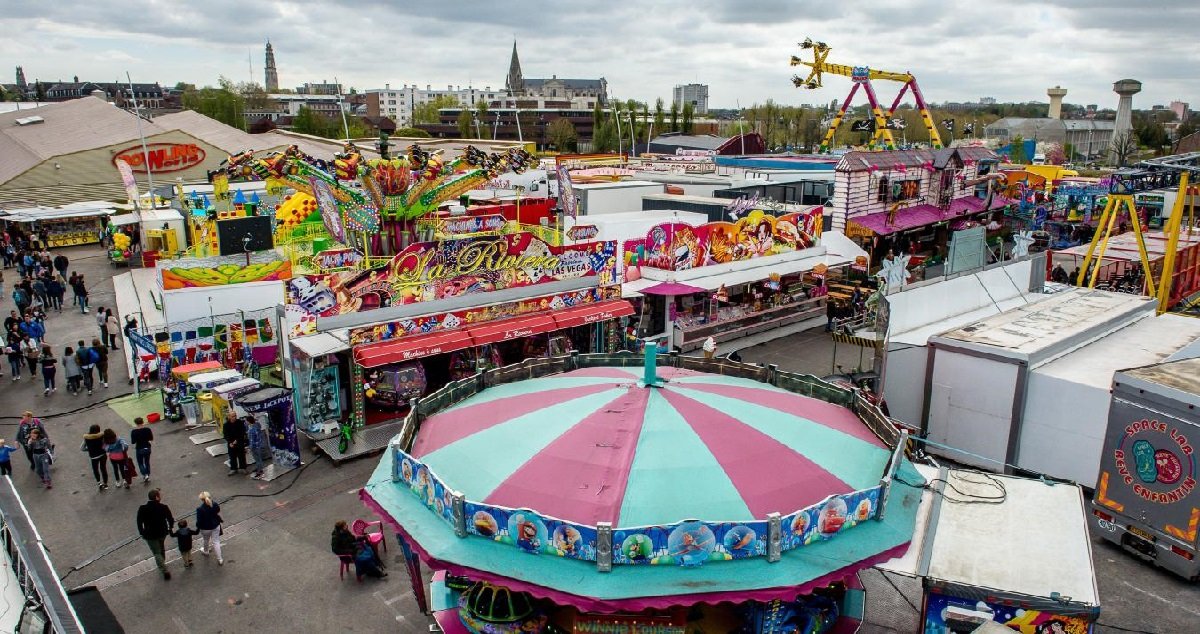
<box><xmin>1049</xmin><ymin>230</ymin><xmax>1200</xmax><ymax>307</ymax></box>
<box><xmin>0</xmin><ymin>203</ymin><xmax>116</xmax><ymax>247</ymax></box>
<box><xmin>210</xmin><ymin>377</ymin><xmax>263</xmax><ymax>432</ymax></box>
<box><xmin>360</xmin><ymin>354</ymin><xmax>919</xmax><ymax>633</ymax></box>
<box><xmin>109</xmin><ymin>207</ymin><xmax>188</xmax><ymax>255</ymax></box>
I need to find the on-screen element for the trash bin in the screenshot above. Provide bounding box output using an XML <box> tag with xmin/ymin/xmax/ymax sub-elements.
<box><xmin>181</xmin><ymin>396</ymin><xmax>199</xmax><ymax>427</ymax></box>
<box><xmin>197</xmin><ymin>392</ymin><xmax>214</xmax><ymax>425</ymax></box>
<box><xmin>142</xmin><ymin>250</ymin><xmax>159</xmax><ymax>268</ymax></box>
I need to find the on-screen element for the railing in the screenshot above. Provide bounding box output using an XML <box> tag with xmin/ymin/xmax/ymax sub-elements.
<box><xmin>0</xmin><ymin>477</ymin><xmax>86</xmax><ymax>633</ymax></box>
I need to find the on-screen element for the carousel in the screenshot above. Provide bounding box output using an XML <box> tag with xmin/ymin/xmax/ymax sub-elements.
<box><xmin>360</xmin><ymin>353</ymin><xmax>920</xmax><ymax>633</ymax></box>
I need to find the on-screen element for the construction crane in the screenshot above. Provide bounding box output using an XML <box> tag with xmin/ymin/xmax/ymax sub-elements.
<box><xmin>790</xmin><ymin>38</ymin><xmax>943</xmax><ymax>153</ymax></box>
<box><xmin>1076</xmin><ymin>152</ymin><xmax>1200</xmax><ymax>314</ymax></box>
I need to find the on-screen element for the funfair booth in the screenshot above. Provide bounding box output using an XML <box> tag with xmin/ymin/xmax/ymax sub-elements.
<box><xmin>361</xmin><ymin>352</ymin><xmax>919</xmax><ymax>633</ymax></box>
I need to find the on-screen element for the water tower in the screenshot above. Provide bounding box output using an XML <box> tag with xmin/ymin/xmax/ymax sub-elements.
<box><xmin>1112</xmin><ymin>79</ymin><xmax>1141</xmax><ymax>139</ymax></box>
<box><xmin>1047</xmin><ymin>86</ymin><xmax>1067</xmax><ymax>119</ymax></box>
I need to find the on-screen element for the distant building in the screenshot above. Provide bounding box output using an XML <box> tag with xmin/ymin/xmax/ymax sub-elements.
<box><xmin>264</xmin><ymin>41</ymin><xmax>279</xmax><ymax>92</ymax></box>
<box><xmin>44</xmin><ymin>81</ymin><xmax>164</xmax><ymax>109</ymax></box>
<box><xmin>296</xmin><ymin>81</ymin><xmax>341</xmax><ymax>96</ymax></box>
<box><xmin>415</xmin><ymin>106</ymin><xmax>597</xmax><ymax>149</ymax></box>
<box><xmin>673</xmin><ymin>83</ymin><xmax>709</xmax><ymax>114</ymax></box>
<box><xmin>504</xmin><ymin>41</ymin><xmax>607</xmax><ymax>105</ymax></box>
<box><xmin>979</xmin><ymin>97</ymin><xmax>997</xmax><ymax>105</ymax></box>
<box><xmin>984</xmin><ymin>117</ymin><xmax>1114</xmax><ymax>161</ymax></box>
<box><xmin>1170</xmin><ymin>100</ymin><xmax>1190</xmax><ymax>123</ymax></box>
<box><xmin>365</xmin><ymin>84</ymin><xmax>506</xmax><ymax>127</ymax></box>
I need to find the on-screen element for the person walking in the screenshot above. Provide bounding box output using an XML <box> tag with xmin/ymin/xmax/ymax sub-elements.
<box><xmin>20</xmin><ymin>314</ymin><xmax>44</xmax><ymax>345</ymax></box>
<box><xmin>136</xmin><ymin>489</ymin><xmax>174</xmax><ymax>580</ymax></box>
<box><xmin>172</xmin><ymin>520</ymin><xmax>198</xmax><ymax>569</ymax></box>
<box><xmin>38</xmin><ymin>345</ymin><xmax>56</xmax><ymax>396</ymax></box>
<box><xmin>71</xmin><ymin>274</ymin><xmax>88</xmax><ymax>314</ymax></box>
<box><xmin>195</xmin><ymin>491</ymin><xmax>224</xmax><ymax>565</ymax></box>
<box><xmin>45</xmin><ymin>276</ymin><xmax>63</xmax><ymax>312</ymax></box>
<box><xmin>223</xmin><ymin>412</ymin><xmax>248</xmax><ymax>476</ymax></box>
<box><xmin>0</xmin><ymin>438</ymin><xmax>15</xmax><ymax>477</ymax></box>
<box><xmin>20</xmin><ymin>334</ymin><xmax>39</xmax><ymax>379</ymax></box>
<box><xmin>102</xmin><ymin>428</ymin><xmax>133</xmax><ymax>489</ymax></box>
<box><xmin>130</xmin><ymin>417</ymin><xmax>153</xmax><ymax>483</ymax></box>
<box><xmin>76</xmin><ymin>340</ymin><xmax>95</xmax><ymax>395</ymax></box>
<box><xmin>11</xmin><ymin>285</ymin><xmax>29</xmax><ymax>315</ymax></box>
<box><xmin>96</xmin><ymin>307</ymin><xmax>108</xmax><ymax>344</ymax></box>
<box><xmin>91</xmin><ymin>338</ymin><xmax>110</xmax><ymax>389</ymax></box>
<box><xmin>105</xmin><ymin>310</ymin><xmax>120</xmax><ymax>350</ymax></box>
<box><xmin>5</xmin><ymin>327</ymin><xmax>22</xmax><ymax>380</ymax></box>
<box><xmin>52</xmin><ymin>253</ymin><xmax>67</xmax><ymax>281</ymax></box>
<box><xmin>31</xmin><ymin>276</ymin><xmax>47</xmax><ymax>310</ymax></box>
<box><xmin>15</xmin><ymin>412</ymin><xmax>46</xmax><ymax>471</ymax></box>
<box><xmin>82</xmin><ymin>424</ymin><xmax>109</xmax><ymax>490</ymax></box>
<box><xmin>246</xmin><ymin>415</ymin><xmax>268</xmax><ymax>479</ymax></box>
<box><xmin>63</xmin><ymin>346</ymin><xmax>82</xmax><ymax>395</ymax></box>
<box><xmin>67</xmin><ymin>272</ymin><xmax>78</xmax><ymax>307</ymax></box>
<box><xmin>27</xmin><ymin>428</ymin><xmax>52</xmax><ymax>489</ymax></box>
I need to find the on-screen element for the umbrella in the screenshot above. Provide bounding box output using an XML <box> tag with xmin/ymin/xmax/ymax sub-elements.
<box><xmin>639</xmin><ymin>281</ymin><xmax>707</xmax><ymax>296</ymax></box>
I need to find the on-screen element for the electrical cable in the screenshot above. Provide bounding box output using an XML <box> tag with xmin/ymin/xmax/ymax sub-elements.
<box><xmin>0</xmin><ymin>391</ymin><xmax>133</xmax><ymax>424</ymax></box>
<box><xmin>870</xmin><ymin>568</ymin><xmax>919</xmax><ymax>614</ymax></box>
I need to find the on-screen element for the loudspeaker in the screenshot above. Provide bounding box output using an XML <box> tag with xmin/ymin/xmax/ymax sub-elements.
<box><xmin>216</xmin><ymin>216</ymin><xmax>273</xmax><ymax>256</ymax></box>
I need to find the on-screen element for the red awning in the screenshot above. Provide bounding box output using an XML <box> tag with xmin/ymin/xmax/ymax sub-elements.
<box><xmin>468</xmin><ymin>314</ymin><xmax>558</xmax><ymax>347</ymax></box>
<box><xmin>354</xmin><ymin>329</ymin><xmax>477</xmax><ymax>368</ymax></box>
<box><xmin>551</xmin><ymin>300</ymin><xmax>635</xmax><ymax>329</ymax></box>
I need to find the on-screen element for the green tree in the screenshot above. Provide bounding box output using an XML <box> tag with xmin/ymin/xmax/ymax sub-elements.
<box><xmin>457</xmin><ymin>110</ymin><xmax>472</xmax><ymax>138</ymax></box>
<box><xmin>394</xmin><ymin>127</ymin><xmax>432</xmax><ymax>138</ymax></box>
<box><xmin>235</xmin><ymin>81</ymin><xmax>272</xmax><ymax>111</ymax></box>
<box><xmin>653</xmin><ymin>98</ymin><xmax>665</xmax><ymax>138</ymax></box>
<box><xmin>681</xmin><ymin>102</ymin><xmax>695</xmax><ymax>135</ymax></box>
<box><xmin>593</xmin><ymin>102</ymin><xmax>603</xmax><ymax>130</ymax></box>
<box><xmin>547</xmin><ymin>118</ymin><xmax>578</xmax><ymax>151</ymax></box>
<box><xmin>641</xmin><ymin>104</ymin><xmax>650</xmax><ymax>143</ymax></box>
<box><xmin>181</xmin><ymin>78</ymin><xmax>246</xmax><ymax>130</ymax></box>
<box><xmin>412</xmin><ymin>95</ymin><xmax>459</xmax><ymax>125</ymax></box>
<box><xmin>592</xmin><ymin>120</ymin><xmax>618</xmax><ymax>153</ymax></box>
<box><xmin>1009</xmin><ymin>135</ymin><xmax>1028</xmax><ymax>163</ymax></box>
<box><xmin>475</xmin><ymin>100</ymin><xmax>492</xmax><ymax>139</ymax></box>
<box><xmin>669</xmin><ymin>101</ymin><xmax>680</xmax><ymax>132</ymax></box>
<box><xmin>1176</xmin><ymin>116</ymin><xmax>1197</xmax><ymax>142</ymax></box>
<box><xmin>291</xmin><ymin>106</ymin><xmax>330</xmax><ymax>136</ymax></box>
<box><xmin>1135</xmin><ymin>120</ymin><xmax>1169</xmax><ymax>152</ymax></box>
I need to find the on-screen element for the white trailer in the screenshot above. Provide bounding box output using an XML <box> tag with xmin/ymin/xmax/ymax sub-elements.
<box><xmin>571</xmin><ymin>180</ymin><xmax>665</xmax><ymax>215</ymax></box>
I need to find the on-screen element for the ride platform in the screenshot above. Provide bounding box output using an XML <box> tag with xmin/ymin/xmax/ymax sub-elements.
<box><xmin>310</xmin><ymin>420</ymin><xmax>405</xmax><ymax>465</ymax></box>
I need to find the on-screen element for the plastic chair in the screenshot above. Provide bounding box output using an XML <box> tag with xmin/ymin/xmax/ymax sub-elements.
<box><xmin>352</xmin><ymin>519</ymin><xmax>387</xmax><ymax>554</ymax></box>
<box><xmin>336</xmin><ymin>555</ymin><xmax>354</xmax><ymax>581</ymax></box>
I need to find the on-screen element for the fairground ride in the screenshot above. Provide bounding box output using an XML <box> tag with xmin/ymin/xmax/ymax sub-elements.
<box><xmin>1076</xmin><ymin>152</ymin><xmax>1200</xmax><ymax>314</ymax></box>
<box><xmin>790</xmin><ymin>38</ymin><xmax>943</xmax><ymax>153</ymax></box>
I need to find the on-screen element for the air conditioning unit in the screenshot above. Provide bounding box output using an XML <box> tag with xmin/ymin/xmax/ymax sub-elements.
<box><xmin>14</xmin><ymin>116</ymin><xmax>44</xmax><ymax>126</ymax></box>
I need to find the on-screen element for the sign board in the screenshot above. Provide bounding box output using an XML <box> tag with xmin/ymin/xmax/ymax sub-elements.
<box><xmin>443</xmin><ymin>214</ymin><xmax>506</xmax><ymax>235</ymax></box>
<box><xmin>567</xmin><ymin>225</ymin><xmax>599</xmax><ymax>241</ymax></box>
<box><xmin>113</xmin><ymin>143</ymin><xmax>206</xmax><ymax>174</ymax></box>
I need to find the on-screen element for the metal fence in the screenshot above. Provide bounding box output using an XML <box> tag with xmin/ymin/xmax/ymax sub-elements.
<box><xmin>0</xmin><ymin>477</ymin><xmax>86</xmax><ymax>633</ymax></box>
<box><xmin>393</xmin><ymin>352</ymin><xmax>902</xmax><ymax>455</ymax></box>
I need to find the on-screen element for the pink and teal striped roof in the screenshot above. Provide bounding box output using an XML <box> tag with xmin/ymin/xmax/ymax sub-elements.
<box><xmin>410</xmin><ymin>366</ymin><xmax>890</xmax><ymax>527</ymax></box>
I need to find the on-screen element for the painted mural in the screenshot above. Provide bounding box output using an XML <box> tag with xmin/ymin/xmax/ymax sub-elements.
<box><xmin>348</xmin><ymin>287</ymin><xmax>609</xmax><ymax>346</ymax></box>
<box><xmin>923</xmin><ymin>591</ymin><xmax>1091</xmax><ymax>634</ymax></box>
<box><xmin>286</xmin><ymin>233</ymin><xmax>618</xmax><ymax>319</ymax></box>
<box><xmin>623</xmin><ymin>208</ymin><xmax>824</xmax><ymax>271</ymax></box>
<box><xmin>161</xmin><ymin>259</ymin><xmax>292</xmax><ymax>289</ymax></box>
<box><xmin>390</xmin><ymin>445</ymin><xmax>880</xmax><ymax>567</ymax></box>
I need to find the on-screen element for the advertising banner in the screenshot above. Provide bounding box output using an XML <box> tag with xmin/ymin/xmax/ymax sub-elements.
<box><xmin>286</xmin><ymin>233</ymin><xmax>617</xmax><ymax>320</ymax></box>
<box><xmin>238</xmin><ymin>387</ymin><xmax>301</xmax><ymax>470</ymax></box>
<box><xmin>922</xmin><ymin>590</ymin><xmax>1091</xmax><ymax>634</ymax></box>
<box><xmin>622</xmin><ymin>209</ymin><xmax>823</xmax><ymax>271</ymax></box>
<box><xmin>115</xmin><ymin>158</ymin><xmax>140</xmax><ymax>208</ymax></box>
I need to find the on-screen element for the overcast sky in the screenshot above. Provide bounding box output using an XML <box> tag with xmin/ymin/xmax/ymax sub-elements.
<box><xmin>3</xmin><ymin>0</ymin><xmax>1197</xmax><ymax>111</ymax></box>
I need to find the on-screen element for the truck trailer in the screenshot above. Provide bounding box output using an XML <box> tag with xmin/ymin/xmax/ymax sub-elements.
<box><xmin>1092</xmin><ymin>356</ymin><xmax>1200</xmax><ymax>579</ymax></box>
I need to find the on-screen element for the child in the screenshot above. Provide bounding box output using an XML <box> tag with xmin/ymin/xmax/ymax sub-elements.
<box><xmin>0</xmin><ymin>439</ymin><xmax>14</xmax><ymax>476</ymax></box>
<box><xmin>171</xmin><ymin>519</ymin><xmax>198</xmax><ymax>568</ymax></box>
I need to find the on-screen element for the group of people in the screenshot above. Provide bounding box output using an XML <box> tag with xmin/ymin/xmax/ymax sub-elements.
<box><xmin>5</xmin><ymin>319</ymin><xmax>117</xmax><ymax>397</ymax></box>
<box><xmin>825</xmin><ymin>284</ymin><xmax>869</xmax><ymax>333</ymax></box>
<box><xmin>330</xmin><ymin>520</ymin><xmax>388</xmax><ymax>581</ymax></box>
<box><xmin>81</xmin><ymin>417</ymin><xmax>155</xmax><ymax>490</ymax></box>
<box><xmin>222</xmin><ymin>411</ymin><xmax>271</xmax><ymax>479</ymax></box>
<box><xmin>137</xmin><ymin>489</ymin><xmax>227</xmax><ymax>580</ymax></box>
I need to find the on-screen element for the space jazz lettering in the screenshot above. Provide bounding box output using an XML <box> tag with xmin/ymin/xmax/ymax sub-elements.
<box><xmin>1113</xmin><ymin>418</ymin><xmax>1196</xmax><ymax>504</ymax></box>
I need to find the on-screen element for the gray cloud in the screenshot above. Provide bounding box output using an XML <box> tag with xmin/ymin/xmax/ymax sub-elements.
<box><xmin>1</xmin><ymin>0</ymin><xmax>1196</xmax><ymax>109</ymax></box>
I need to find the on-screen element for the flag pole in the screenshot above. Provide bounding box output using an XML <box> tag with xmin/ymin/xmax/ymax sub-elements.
<box><xmin>126</xmin><ymin>71</ymin><xmax>155</xmax><ymax>224</ymax></box>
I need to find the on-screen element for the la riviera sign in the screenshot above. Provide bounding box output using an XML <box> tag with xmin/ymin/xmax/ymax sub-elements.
<box><xmin>112</xmin><ymin>143</ymin><xmax>207</xmax><ymax>173</ymax></box>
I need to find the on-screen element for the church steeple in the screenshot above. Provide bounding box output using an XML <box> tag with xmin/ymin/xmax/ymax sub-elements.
<box><xmin>264</xmin><ymin>41</ymin><xmax>279</xmax><ymax>92</ymax></box>
<box><xmin>505</xmin><ymin>41</ymin><xmax>524</xmax><ymax>97</ymax></box>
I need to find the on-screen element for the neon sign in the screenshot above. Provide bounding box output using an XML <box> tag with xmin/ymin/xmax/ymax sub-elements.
<box><xmin>113</xmin><ymin>143</ymin><xmax>206</xmax><ymax>173</ymax></box>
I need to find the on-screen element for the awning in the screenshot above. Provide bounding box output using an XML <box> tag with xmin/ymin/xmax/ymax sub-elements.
<box><xmin>639</xmin><ymin>281</ymin><xmax>706</xmax><ymax>296</ymax></box>
<box><xmin>468</xmin><ymin>314</ymin><xmax>558</xmax><ymax>346</ymax></box>
<box><xmin>847</xmin><ymin>205</ymin><xmax>945</xmax><ymax>236</ymax></box>
<box><xmin>667</xmin><ymin>253</ymin><xmax>830</xmax><ymax>291</ymax></box>
<box><xmin>355</xmin><ymin>330</ymin><xmax>477</xmax><ymax>368</ymax></box>
<box><xmin>551</xmin><ymin>299</ymin><xmax>635</xmax><ymax>328</ymax></box>
<box><xmin>289</xmin><ymin>330</ymin><xmax>349</xmax><ymax>357</ymax></box>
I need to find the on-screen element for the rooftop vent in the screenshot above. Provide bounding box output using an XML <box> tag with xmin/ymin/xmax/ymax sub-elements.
<box><xmin>14</xmin><ymin>116</ymin><xmax>44</xmax><ymax>126</ymax></box>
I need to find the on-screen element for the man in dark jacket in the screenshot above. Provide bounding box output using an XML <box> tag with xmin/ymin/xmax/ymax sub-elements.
<box><xmin>52</xmin><ymin>254</ymin><xmax>68</xmax><ymax>280</ymax></box>
<box><xmin>223</xmin><ymin>411</ymin><xmax>249</xmax><ymax>475</ymax></box>
<box><xmin>136</xmin><ymin>489</ymin><xmax>175</xmax><ymax>580</ymax></box>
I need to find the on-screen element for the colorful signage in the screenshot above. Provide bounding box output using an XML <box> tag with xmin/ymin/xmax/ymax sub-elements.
<box><xmin>314</xmin><ymin>248</ymin><xmax>362</xmax><ymax>271</ymax></box>
<box><xmin>567</xmin><ymin>225</ymin><xmax>599</xmax><ymax>241</ymax></box>
<box><xmin>575</xmin><ymin>614</ymin><xmax>685</xmax><ymax>634</ymax></box>
<box><xmin>443</xmin><ymin>214</ymin><xmax>506</xmax><ymax>235</ymax></box>
<box><xmin>115</xmin><ymin>158</ymin><xmax>140</xmax><ymax>206</ymax></box>
<box><xmin>623</xmin><ymin>208</ymin><xmax>824</xmax><ymax>271</ymax></box>
<box><xmin>348</xmin><ymin>287</ymin><xmax>607</xmax><ymax>346</ymax></box>
<box><xmin>161</xmin><ymin>260</ymin><xmax>292</xmax><ymax>289</ymax></box>
<box><xmin>113</xmin><ymin>143</ymin><xmax>206</xmax><ymax>174</ymax></box>
<box><xmin>923</xmin><ymin>590</ymin><xmax>1091</xmax><ymax>634</ymax></box>
<box><xmin>286</xmin><ymin>233</ymin><xmax>617</xmax><ymax>319</ymax></box>
<box><xmin>1112</xmin><ymin>418</ymin><xmax>1196</xmax><ymax>505</ymax></box>
<box><xmin>309</xmin><ymin>176</ymin><xmax>345</xmax><ymax>243</ymax></box>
